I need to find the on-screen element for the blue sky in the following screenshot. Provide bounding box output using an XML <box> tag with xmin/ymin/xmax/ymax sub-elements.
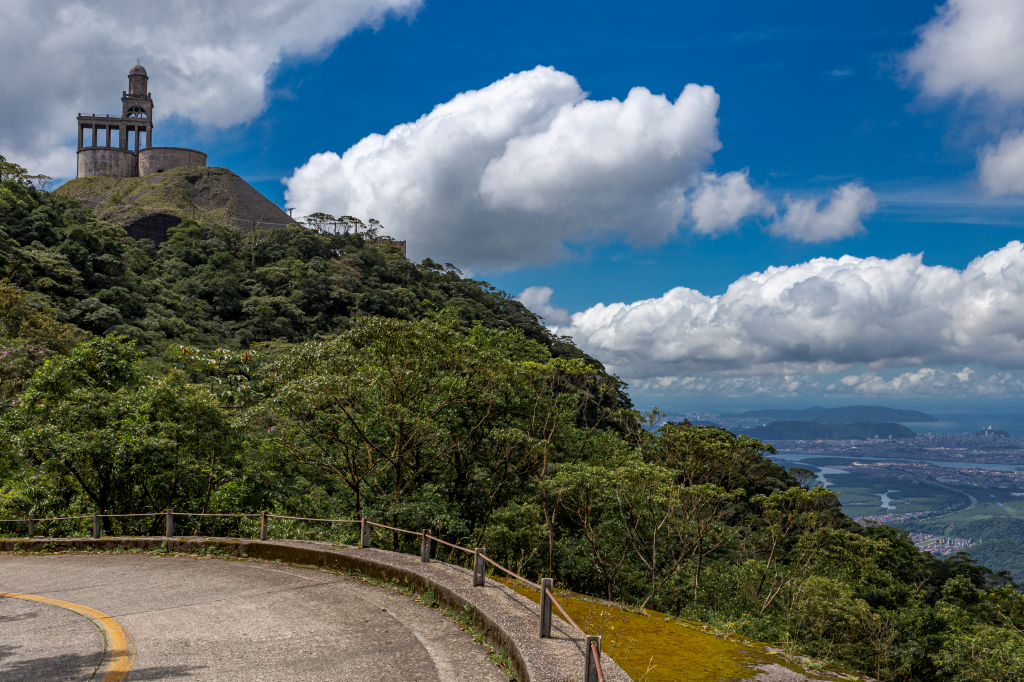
<box><xmin>5</xmin><ymin>0</ymin><xmax>1024</xmax><ymax>412</ymax></box>
<box><xmin>242</xmin><ymin>0</ymin><xmax>1023</xmax><ymax>307</ymax></box>
<box><xmin>243</xmin><ymin>0</ymin><xmax>1021</xmax><ymax>298</ymax></box>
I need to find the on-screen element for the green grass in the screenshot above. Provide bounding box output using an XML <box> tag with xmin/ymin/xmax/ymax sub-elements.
<box><xmin>493</xmin><ymin>577</ymin><xmax>854</xmax><ymax>682</ymax></box>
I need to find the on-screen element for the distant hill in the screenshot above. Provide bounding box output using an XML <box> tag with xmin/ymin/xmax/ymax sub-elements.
<box><xmin>735</xmin><ymin>405</ymin><xmax>936</xmax><ymax>424</ymax></box>
<box><xmin>743</xmin><ymin>421</ymin><xmax>918</xmax><ymax>441</ymax></box>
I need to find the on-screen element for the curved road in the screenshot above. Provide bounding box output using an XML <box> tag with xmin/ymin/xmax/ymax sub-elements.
<box><xmin>0</xmin><ymin>554</ymin><xmax>506</xmax><ymax>681</ymax></box>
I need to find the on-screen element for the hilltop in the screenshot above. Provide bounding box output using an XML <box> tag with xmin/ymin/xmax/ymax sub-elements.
<box><xmin>54</xmin><ymin>166</ymin><xmax>293</xmax><ymax>242</ymax></box>
<box><xmin>0</xmin><ymin>175</ymin><xmax>616</xmax><ymax>385</ymax></box>
<box><xmin>736</xmin><ymin>405</ymin><xmax>936</xmax><ymax>423</ymax></box>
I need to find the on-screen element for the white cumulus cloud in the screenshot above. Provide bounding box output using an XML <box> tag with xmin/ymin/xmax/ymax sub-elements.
<box><xmin>285</xmin><ymin>67</ymin><xmax>726</xmax><ymax>270</ymax></box>
<box><xmin>630</xmin><ymin>367</ymin><xmax>1024</xmax><ymax>399</ymax></box>
<box><xmin>517</xmin><ymin>286</ymin><xmax>570</xmax><ymax>326</ymax></box>
<box><xmin>903</xmin><ymin>0</ymin><xmax>1024</xmax><ymax>102</ymax></box>
<box><xmin>903</xmin><ymin>0</ymin><xmax>1024</xmax><ymax>194</ymax></box>
<box><xmin>0</xmin><ymin>0</ymin><xmax>420</xmax><ymax>177</ymax></box>
<box><xmin>552</xmin><ymin>241</ymin><xmax>1024</xmax><ymax>385</ymax></box>
<box><xmin>687</xmin><ymin>170</ymin><xmax>774</xmax><ymax>235</ymax></box>
<box><xmin>769</xmin><ymin>183</ymin><xmax>877</xmax><ymax>242</ymax></box>
<box><xmin>978</xmin><ymin>129</ymin><xmax>1024</xmax><ymax>195</ymax></box>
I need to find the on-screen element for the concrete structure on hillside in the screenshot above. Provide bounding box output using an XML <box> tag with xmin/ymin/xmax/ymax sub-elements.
<box><xmin>77</xmin><ymin>64</ymin><xmax>207</xmax><ymax>178</ymax></box>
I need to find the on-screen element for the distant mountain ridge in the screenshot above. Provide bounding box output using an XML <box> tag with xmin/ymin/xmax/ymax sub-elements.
<box><xmin>735</xmin><ymin>405</ymin><xmax>936</xmax><ymax>424</ymax></box>
<box><xmin>742</xmin><ymin>421</ymin><xmax>918</xmax><ymax>441</ymax></box>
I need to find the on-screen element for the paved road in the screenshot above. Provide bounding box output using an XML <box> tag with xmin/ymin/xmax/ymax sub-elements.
<box><xmin>0</xmin><ymin>554</ymin><xmax>506</xmax><ymax>681</ymax></box>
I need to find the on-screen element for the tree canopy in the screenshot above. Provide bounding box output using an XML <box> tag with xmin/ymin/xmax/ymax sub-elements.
<box><xmin>1</xmin><ymin>180</ymin><xmax>1022</xmax><ymax>681</ymax></box>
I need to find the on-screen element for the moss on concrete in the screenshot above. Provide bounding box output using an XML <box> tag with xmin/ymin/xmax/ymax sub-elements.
<box><xmin>495</xmin><ymin>578</ymin><xmax>864</xmax><ymax>682</ymax></box>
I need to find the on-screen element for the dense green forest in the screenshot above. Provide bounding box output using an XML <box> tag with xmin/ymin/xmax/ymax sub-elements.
<box><xmin>2</xmin><ymin>165</ymin><xmax>1024</xmax><ymax>682</ymax></box>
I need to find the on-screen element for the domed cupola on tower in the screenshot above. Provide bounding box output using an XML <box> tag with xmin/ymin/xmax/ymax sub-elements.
<box><xmin>128</xmin><ymin>63</ymin><xmax>149</xmax><ymax>95</ymax></box>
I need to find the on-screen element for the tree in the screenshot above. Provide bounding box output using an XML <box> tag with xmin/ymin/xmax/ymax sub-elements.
<box><xmin>0</xmin><ymin>279</ymin><xmax>86</xmax><ymax>405</ymax></box>
<box><xmin>259</xmin><ymin>315</ymin><xmax>529</xmax><ymax>526</ymax></box>
<box><xmin>1</xmin><ymin>336</ymin><xmax>241</xmax><ymax>529</ymax></box>
<box><xmin>933</xmin><ymin>620</ymin><xmax>1024</xmax><ymax>682</ymax></box>
<box><xmin>0</xmin><ymin>155</ymin><xmax>51</xmax><ymax>190</ymax></box>
<box><xmin>551</xmin><ymin>453</ymin><xmax>742</xmax><ymax>605</ymax></box>
<box><xmin>749</xmin><ymin>485</ymin><xmax>844</xmax><ymax>615</ymax></box>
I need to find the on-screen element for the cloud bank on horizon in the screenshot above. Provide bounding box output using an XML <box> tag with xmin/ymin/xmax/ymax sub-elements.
<box><xmin>284</xmin><ymin>66</ymin><xmax>875</xmax><ymax>270</ymax></box>
<box><xmin>904</xmin><ymin>0</ymin><xmax>1024</xmax><ymax>196</ymax></box>
<box><xmin>520</xmin><ymin>241</ymin><xmax>1024</xmax><ymax>398</ymax></box>
<box><xmin>0</xmin><ymin>0</ymin><xmax>421</xmax><ymax>178</ymax></box>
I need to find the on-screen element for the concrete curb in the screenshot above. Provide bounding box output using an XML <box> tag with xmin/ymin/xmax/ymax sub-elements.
<box><xmin>0</xmin><ymin>536</ymin><xmax>633</xmax><ymax>682</ymax></box>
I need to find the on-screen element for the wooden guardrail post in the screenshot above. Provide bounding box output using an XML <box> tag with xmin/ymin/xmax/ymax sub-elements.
<box><xmin>260</xmin><ymin>511</ymin><xmax>268</xmax><ymax>541</ymax></box>
<box><xmin>420</xmin><ymin>529</ymin><xmax>431</xmax><ymax>563</ymax></box>
<box><xmin>93</xmin><ymin>513</ymin><xmax>101</xmax><ymax>539</ymax></box>
<box><xmin>165</xmin><ymin>508</ymin><xmax>174</xmax><ymax>538</ymax></box>
<box><xmin>585</xmin><ymin>635</ymin><xmax>601</xmax><ymax>682</ymax></box>
<box><xmin>473</xmin><ymin>547</ymin><xmax>486</xmax><ymax>587</ymax></box>
<box><xmin>27</xmin><ymin>513</ymin><xmax>34</xmax><ymax>539</ymax></box>
<box><xmin>539</xmin><ymin>578</ymin><xmax>553</xmax><ymax>638</ymax></box>
<box><xmin>360</xmin><ymin>517</ymin><xmax>370</xmax><ymax>548</ymax></box>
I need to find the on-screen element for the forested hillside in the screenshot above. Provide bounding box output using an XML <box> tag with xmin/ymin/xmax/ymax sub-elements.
<box><xmin>0</xmin><ymin>172</ymin><xmax>598</xmax><ymax>361</ymax></box>
<box><xmin>3</xmin><ymin>169</ymin><xmax>1024</xmax><ymax>681</ymax></box>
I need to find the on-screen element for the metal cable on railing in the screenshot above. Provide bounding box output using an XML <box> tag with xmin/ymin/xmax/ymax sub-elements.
<box><xmin>2</xmin><ymin>511</ymin><xmax>609</xmax><ymax>681</ymax></box>
<box><xmin>173</xmin><ymin>512</ymin><xmax>261</xmax><ymax>517</ymax></box>
<box><xmin>98</xmin><ymin>512</ymin><xmax>163</xmax><ymax>518</ymax></box>
<box><xmin>269</xmin><ymin>514</ymin><xmax>360</xmax><ymax>523</ymax></box>
<box><xmin>426</xmin><ymin>533</ymin><xmax>473</xmax><ymax>554</ymax></box>
<box><xmin>482</xmin><ymin>554</ymin><xmax>541</xmax><ymax>591</ymax></box>
<box><xmin>591</xmin><ymin>641</ymin><xmax>607</xmax><ymax>682</ymax></box>
<box><xmin>10</xmin><ymin>515</ymin><xmax>92</xmax><ymax>521</ymax></box>
<box><xmin>367</xmin><ymin>520</ymin><xmax>422</xmax><ymax>536</ymax></box>
<box><xmin>546</xmin><ymin>585</ymin><xmax>605</xmax><ymax>682</ymax></box>
<box><xmin>547</xmin><ymin>588</ymin><xmax>584</xmax><ymax>634</ymax></box>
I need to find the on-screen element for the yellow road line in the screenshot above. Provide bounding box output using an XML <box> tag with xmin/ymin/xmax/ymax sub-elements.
<box><xmin>0</xmin><ymin>592</ymin><xmax>136</xmax><ymax>682</ymax></box>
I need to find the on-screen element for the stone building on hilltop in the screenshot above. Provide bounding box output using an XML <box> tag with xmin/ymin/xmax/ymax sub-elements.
<box><xmin>65</xmin><ymin>65</ymin><xmax>402</xmax><ymax>256</ymax></box>
<box><xmin>76</xmin><ymin>64</ymin><xmax>207</xmax><ymax>178</ymax></box>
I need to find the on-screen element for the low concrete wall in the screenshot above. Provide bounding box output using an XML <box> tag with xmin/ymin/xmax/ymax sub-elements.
<box><xmin>138</xmin><ymin>147</ymin><xmax>207</xmax><ymax>176</ymax></box>
<box><xmin>77</xmin><ymin>147</ymin><xmax>135</xmax><ymax>178</ymax></box>
<box><xmin>1</xmin><ymin>536</ymin><xmax>632</xmax><ymax>682</ymax></box>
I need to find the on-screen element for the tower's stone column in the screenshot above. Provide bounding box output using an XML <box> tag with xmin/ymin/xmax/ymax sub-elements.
<box><xmin>145</xmin><ymin>125</ymin><xmax>152</xmax><ymax>148</ymax></box>
<box><xmin>78</xmin><ymin>124</ymin><xmax>84</xmax><ymax>150</ymax></box>
<box><xmin>91</xmin><ymin>125</ymin><xmax>97</xmax><ymax>147</ymax></box>
<box><xmin>106</xmin><ymin>126</ymin><xmax>112</xmax><ymax>148</ymax></box>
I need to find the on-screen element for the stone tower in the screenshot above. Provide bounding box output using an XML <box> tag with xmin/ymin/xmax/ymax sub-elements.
<box><xmin>77</xmin><ymin>65</ymin><xmax>207</xmax><ymax>178</ymax></box>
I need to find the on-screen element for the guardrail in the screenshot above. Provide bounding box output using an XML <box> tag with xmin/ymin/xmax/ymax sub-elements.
<box><xmin>1</xmin><ymin>510</ymin><xmax>607</xmax><ymax>682</ymax></box>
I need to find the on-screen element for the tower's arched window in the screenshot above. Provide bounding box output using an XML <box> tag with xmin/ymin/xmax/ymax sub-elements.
<box><xmin>126</xmin><ymin>106</ymin><xmax>148</xmax><ymax>118</ymax></box>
